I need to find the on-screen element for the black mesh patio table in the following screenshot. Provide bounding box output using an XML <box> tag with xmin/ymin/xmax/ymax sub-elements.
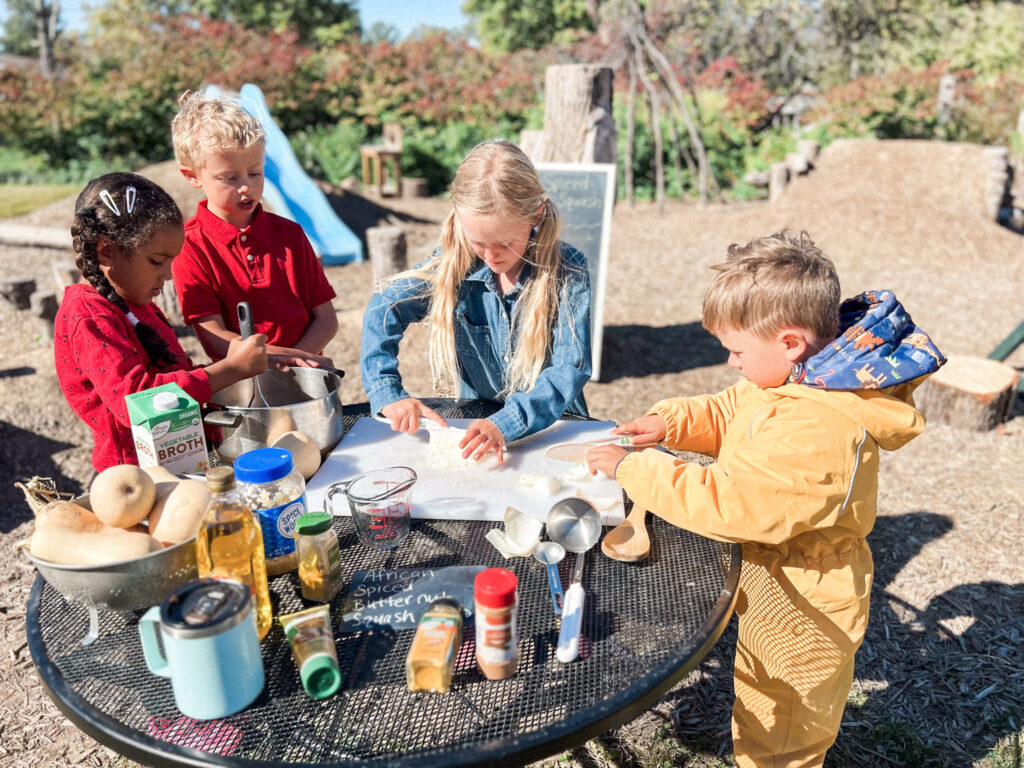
<box><xmin>27</xmin><ymin>399</ymin><xmax>739</xmax><ymax>768</ymax></box>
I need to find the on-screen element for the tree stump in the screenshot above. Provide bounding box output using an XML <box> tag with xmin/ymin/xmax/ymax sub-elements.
<box><xmin>155</xmin><ymin>280</ymin><xmax>185</xmax><ymax>327</ymax></box>
<box><xmin>367</xmin><ymin>226</ymin><xmax>408</xmax><ymax>283</ymax></box>
<box><xmin>400</xmin><ymin>177</ymin><xmax>430</xmax><ymax>198</ymax></box>
<box><xmin>915</xmin><ymin>355</ymin><xmax>1019</xmax><ymax>431</ymax></box>
<box><xmin>30</xmin><ymin>290</ymin><xmax>59</xmax><ymax>342</ymax></box>
<box><xmin>0</xmin><ymin>276</ymin><xmax>37</xmax><ymax>310</ymax></box>
<box><xmin>52</xmin><ymin>260</ymin><xmax>81</xmax><ymax>303</ymax></box>
<box><xmin>769</xmin><ymin>162</ymin><xmax>789</xmax><ymax>201</ymax></box>
<box><xmin>538</xmin><ymin>64</ymin><xmax>616</xmax><ymax>164</ymax></box>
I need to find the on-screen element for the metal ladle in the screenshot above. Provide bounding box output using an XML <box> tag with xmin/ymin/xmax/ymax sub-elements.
<box><xmin>546</xmin><ymin>498</ymin><xmax>601</xmax><ymax>662</ymax></box>
<box><xmin>533</xmin><ymin>540</ymin><xmax>566</xmax><ymax>615</ymax></box>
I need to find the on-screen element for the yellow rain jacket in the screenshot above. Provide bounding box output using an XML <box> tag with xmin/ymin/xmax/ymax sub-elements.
<box><xmin>614</xmin><ymin>291</ymin><xmax>944</xmax><ymax>768</ymax></box>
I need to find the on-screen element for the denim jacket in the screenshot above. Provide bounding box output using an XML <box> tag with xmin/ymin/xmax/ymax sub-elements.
<box><xmin>361</xmin><ymin>242</ymin><xmax>592</xmax><ymax>442</ymax></box>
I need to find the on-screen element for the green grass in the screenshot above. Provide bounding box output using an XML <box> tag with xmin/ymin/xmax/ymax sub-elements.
<box><xmin>0</xmin><ymin>184</ymin><xmax>78</xmax><ymax>218</ymax></box>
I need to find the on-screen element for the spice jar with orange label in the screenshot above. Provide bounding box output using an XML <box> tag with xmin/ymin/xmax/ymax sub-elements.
<box><xmin>405</xmin><ymin>597</ymin><xmax>463</xmax><ymax>693</ymax></box>
<box><xmin>473</xmin><ymin>568</ymin><xmax>519</xmax><ymax>680</ymax></box>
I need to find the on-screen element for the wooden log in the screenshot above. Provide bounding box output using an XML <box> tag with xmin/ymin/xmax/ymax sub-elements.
<box><xmin>400</xmin><ymin>177</ymin><xmax>430</xmax><ymax>198</ymax></box>
<box><xmin>51</xmin><ymin>260</ymin><xmax>81</xmax><ymax>303</ymax></box>
<box><xmin>539</xmin><ymin>64</ymin><xmax>616</xmax><ymax>164</ymax></box>
<box><xmin>0</xmin><ymin>276</ymin><xmax>37</xmax><ymax>310</ymax></box>
<box><xmin>796</xmin><ymin>139</ymin><xmax>820</xmax><ymax>163</ymax></box>
<box><xmin>769</xmin><ymin>162</ymin><xmax>789</xmax><ymax>202</ymax></box>
<box><xmin>30</xmin><ymin>290</ymin><xmax>58</xmax><ymax>342</ymax></box>
<box><xmin>367</xmin><ymin>226</ymin><xmax>408</xmax><ymax>283</ymax></box>
<box><xmin>155</xmin><ymin>280</ymin><xmax>184</xmax><ymax>327</ymax></box>
<box><xmin>915</xmin><ymin>355</ymin><xmax>1019</xmax><ymax>431</ymax></box>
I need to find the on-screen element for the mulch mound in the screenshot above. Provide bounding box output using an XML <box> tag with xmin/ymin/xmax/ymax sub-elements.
<box><xmin>1</xmin><ymin>139</ymin><xmax>1022</xmax><ymax>768</ymax></box>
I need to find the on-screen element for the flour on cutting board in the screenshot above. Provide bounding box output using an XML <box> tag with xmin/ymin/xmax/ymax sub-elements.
<box><xmin>306</xmin><ymin>417</ymin><xmax>626</xmax><ymax>525</ymax></box>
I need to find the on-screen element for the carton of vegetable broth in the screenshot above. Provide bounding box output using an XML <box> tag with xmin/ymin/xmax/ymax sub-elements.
<box><xmin>127</xmin><ymin>383</ymin><xmax>209</xmax><ymax>474</ymax></box>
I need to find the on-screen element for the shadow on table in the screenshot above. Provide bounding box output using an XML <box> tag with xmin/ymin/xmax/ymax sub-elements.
<box><xmin>0</xmin><ymin>420</ymin><xmax>84</xmax><ymax>533</ymax></box>
<box><xmin>638</xmin><ymin>510</ymin><xmax>1018</xmax><ymax>768</ymax></box>
<box><xmin>598</xmin><ymin>323</ymin><xmax>728</xmax><ymax>383</ymax></box>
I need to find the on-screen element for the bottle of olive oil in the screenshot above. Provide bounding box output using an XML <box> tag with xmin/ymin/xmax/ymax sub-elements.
<box><xmin>196</xmin><ymin>466</ymin><xmax>273</xmax><ymax>640</ymax></box>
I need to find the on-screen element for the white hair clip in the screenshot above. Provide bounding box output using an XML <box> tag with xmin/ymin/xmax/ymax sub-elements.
<box><xmin>125</xmin><ymin>186</ymin><xmax>137</xmax><ymax>214</ymax></box>
<box><xmin>125</xmin><ymin>311</ymin><xmax>140</xmax><ymax>327</ymax></box>
<box><xmin>99</xmin><ymin>189</ymin><xmax>121</xmax><ymax>216</ymax></box>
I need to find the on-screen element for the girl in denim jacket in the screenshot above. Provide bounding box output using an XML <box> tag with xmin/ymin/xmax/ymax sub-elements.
<box><xmin>361</xmin><ymin>139</ymin><xmax>592</xmax><ymax>463</ymax></box>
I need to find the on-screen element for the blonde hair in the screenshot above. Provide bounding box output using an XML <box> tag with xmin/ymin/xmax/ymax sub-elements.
<box><xmin>171</xmin><ymin>90</ymin><xmax>265</xmax><ymax>172</ymax></box>
<box><xmin>702</xmin><ymin>231</ymin><xmax>840</xmax><ymax>340</ymax></box>
<box><xmin>393</xmin><ymin>139</ymin><xmax>577</xmax><ymax>397</ymax></box>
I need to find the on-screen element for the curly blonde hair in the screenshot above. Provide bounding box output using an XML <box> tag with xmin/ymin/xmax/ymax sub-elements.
<box><xmin>393</xmin><ymin>139</ymin><xmax>576</xmax><ymax>397</ymax></box>
<box><xmin>702</xmin><ymin>230</ymin><xmax>841</xmax><ymax>340</ymax></box>
<box><xmin>171</xmin><ymin>90</ymin><xmax>265</xmax><ymax>172</ymax></box>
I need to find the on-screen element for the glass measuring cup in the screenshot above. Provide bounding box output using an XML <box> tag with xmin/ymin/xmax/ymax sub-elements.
<box><xmin>326</xmin><ymin>467</ymin><xmax>416</xmax><ymax>549</ymax></box>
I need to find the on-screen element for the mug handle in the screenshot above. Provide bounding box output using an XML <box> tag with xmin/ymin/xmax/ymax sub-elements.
<box><xmin>325</xmin><ymin>481</ymin><xmax>351</xmax><ymax>517</ymax></box>
<box><xmin>138</xmin><ymin>606</ymin><xmax>171</xmax><ymax>678</ymax></box>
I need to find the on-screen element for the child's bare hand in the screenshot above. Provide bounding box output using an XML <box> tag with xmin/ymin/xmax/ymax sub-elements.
<box><xmin>460</xmin><ymin>419</ymin><xmax>505</xmax><ymax>464</ymax></box>
<box><xmin>586</xmin><ymin>445</ymin><xmax>627</xmax><ymax>477</ymax></box>
<box><xmin>381</xmin><ymin>398</ymin><xmax>448</xmax><ymax>434</ymax></box>
<box><xmin>226</xmin><ymin>333</ymin><xmax>269</xmax><ymax>377</ymax></box>
<box><xmin>613</xmin><ymin>414</ymin><xmax>667</xmax><ymax>445</ymax></box>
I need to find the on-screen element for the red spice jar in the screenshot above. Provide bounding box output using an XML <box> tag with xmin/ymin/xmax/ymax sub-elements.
<box><xmin>474</xmin><ymin>568</ymin><xmax>519</xmax><ymax>680</ymax></box>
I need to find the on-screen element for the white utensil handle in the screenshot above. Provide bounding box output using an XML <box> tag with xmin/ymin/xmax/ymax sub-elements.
<box><xmin>556</xmin><ymin>583</ymin><xmax>585</xmax><ymax>663</ymax></box>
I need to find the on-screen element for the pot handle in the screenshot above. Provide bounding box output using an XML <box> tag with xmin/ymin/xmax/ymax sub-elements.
<box><xmin>204</xmin><ymin>410</ymin><xmax>242</xmax><ymax>428</ymax></box>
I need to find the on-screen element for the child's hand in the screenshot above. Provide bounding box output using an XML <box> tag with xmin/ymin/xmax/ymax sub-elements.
<box><xmin>380</xmin><ymin>398</ymin><xmax>448</xmax><ymax>434</ymax></box>
<box><xmin>614</xmin><ymin>414</ymin><xmax>668</xmax><ymax>445</ymax></box>
<box><xmin>460</xmin><ymin>419</ymin><xmax>505</xmax><ymax>464</ymax></box>
<box><xmin>226</xmin><ymin>333</ymin><xmax>269</xmax><ymax>377</ymax></box>
<box><xmin>586</xmin><ymin>445</ymin><xmax>628</xmax><ymax>478</ymax></box>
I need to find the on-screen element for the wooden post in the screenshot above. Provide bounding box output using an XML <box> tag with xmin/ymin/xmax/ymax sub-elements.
<box><xmin>0</xmin><ymin>276</ymin><xmax>37</xmax><ymax>310</ymax></box>
<box><xmin>30</xmin><ymin>290</ymin><xmax>58</xmax><ymax>342</ymax></box>
<box><xmin>400</xmin><ymin>177</ymin><xmax>430</xmax><ymax>198</ymax></box>
<box><xmin>769</xmin><ymin>162</ymin><xmax>789</xmax><ymax>202</ymax></box>
<box><xmin>539</xmin><ymin>64</ymin><xmax>617</xmax><ymax>165</ymax></box>
<box><xmin>914</xmin><ymin>356</ymin><xmax>1019</xmax><ymax>431</ymax></box>
<box><xmin>367</xmin><ymin>226</ymin><xmax>408</xmax><ymax>283</ymax></box>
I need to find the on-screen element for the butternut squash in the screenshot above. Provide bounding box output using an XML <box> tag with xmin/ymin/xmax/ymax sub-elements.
<box><xmin>149</xmin><ymin>479</ymin><xmax>210</xmax><ymax>545</ymax></box>
<box><xmin>90</xmin><ymin>465</ymin><xmax>156</xmax><ymax>528</ymax></box>
<box><xmin>29</xmin><ymin>522</ymin><xmax>163</xmax><ymax>566</ymax></box>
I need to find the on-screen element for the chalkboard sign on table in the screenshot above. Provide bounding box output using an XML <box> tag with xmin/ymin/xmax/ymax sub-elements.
<box><xmin>536</xmin><ymin>163</ymin><xmax>616</xmax><ymax>381</ymax></box>
<box><xmin>338</xmin><ymin>566</ymin><xmax>485</xmax><ymax>632</ymax></box>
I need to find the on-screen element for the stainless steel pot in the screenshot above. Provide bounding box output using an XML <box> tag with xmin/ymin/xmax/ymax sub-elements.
<box><xmin>204</xmin><ymin>367</ymin><xmax>345</xmax><ymax>464</ymax></box>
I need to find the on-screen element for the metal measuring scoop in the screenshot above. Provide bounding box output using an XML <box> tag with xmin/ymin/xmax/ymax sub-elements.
<box><xmin>533</xmin><ymin>541</ymin><xmax>566</xmax><ymax>615</ymax></box>
<box><xmin>546</xmin><ymin>498</ymin><xmax>601</xmax><ymax>662</ymax></box>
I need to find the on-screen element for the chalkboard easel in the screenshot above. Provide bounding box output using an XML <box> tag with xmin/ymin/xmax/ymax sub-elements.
<box><xmin>536</xmin><ymin>163</ymin><xmax>616</xmax><ymax>382</ymax></box>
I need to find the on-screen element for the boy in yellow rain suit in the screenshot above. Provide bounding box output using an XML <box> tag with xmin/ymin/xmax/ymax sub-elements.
<box><xmin>587</xmin><ymin>231</ymin><xmax>944</xmax><ymax>768</ymax></box>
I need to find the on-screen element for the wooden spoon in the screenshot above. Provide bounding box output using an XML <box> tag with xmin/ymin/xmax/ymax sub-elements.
<box><xmin>601</xmin><ymin>504</ymin><xmax>650</xmax><ymax>562</ymax></box>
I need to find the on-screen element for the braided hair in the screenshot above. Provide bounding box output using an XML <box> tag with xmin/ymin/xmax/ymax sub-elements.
<box><xmin>71</xmin><ymin>172</ymin><xmax>183</xmax><ymax>367</ymax></box>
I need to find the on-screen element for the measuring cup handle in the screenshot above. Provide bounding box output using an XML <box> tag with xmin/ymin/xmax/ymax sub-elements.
<box><xmin>556</xmin><ymin>584</ymin><xmax>584</xmax><ymax>663</ymax></box>
<box><xmin>546</xmin><ymin>563</ymin><xmax>563</xmax><ymax>615</ymax></box>
<box><xmin>325</xmin><ymin>482</ymin><xmax>350</xmax><ymax>516</ymax></box>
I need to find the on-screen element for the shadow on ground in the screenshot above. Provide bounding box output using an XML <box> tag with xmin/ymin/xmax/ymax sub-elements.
<box><xmin>599</xmin><ymin>323</ymin><xmax>728</xmax><ymax>382</ymax></box>
<box><xmin>626</xmin><ymin>510</ymin><xmax>1021</xmax><ymax>767</ymax></box>
<box><xmin>323</xmin><ymin>187</ymin><xmax>437</xmax><ymax>245</ymax></box>
<box><xmin>0</xmin><ymin>420</ymin><xmax>84</xmax><ymax>534</ymax></box>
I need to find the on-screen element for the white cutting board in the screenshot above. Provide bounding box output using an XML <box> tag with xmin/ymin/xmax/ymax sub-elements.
<box><xmin>305</xmin><ymin>418</ymin><xmax>625</xmax><ymax>526</ymax></box>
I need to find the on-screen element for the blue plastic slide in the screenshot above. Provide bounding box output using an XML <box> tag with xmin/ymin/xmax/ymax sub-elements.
<box><xmin>205</xmin><ymin>83</ymin><xmax>363</xmax><ymax>265</ymax></box>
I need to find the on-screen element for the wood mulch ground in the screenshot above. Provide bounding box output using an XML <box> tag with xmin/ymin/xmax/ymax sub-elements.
<box><xmin>1</xmin><ymin>138</ymin><xmax>1022</xmax><ymax>767</ymax></box>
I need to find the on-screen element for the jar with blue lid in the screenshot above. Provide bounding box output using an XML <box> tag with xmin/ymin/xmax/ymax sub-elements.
<box><xmin>234</xmin><ymin>447</ymin><xmax>307</xmax><ymax>575</ymax></box>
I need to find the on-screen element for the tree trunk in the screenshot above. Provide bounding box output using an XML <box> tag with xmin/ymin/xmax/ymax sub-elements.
<box><xmin>540</xmin><ymin>64</ymin><xmax>617</xmax><ymax>165</ymax></box>
<box><xmin>625</xmin><ymin>56</ymin><xmax>637</xmax><ymax>207</ymax></box>
<box><xmin>632</xmin><ymin>37</ymin><xmax>664</xmax><ymax>212</ymax></box>
<box><xmin>914</xmin><ymin>356</ymin><xmax>1019</xmax><ymax>431</ymax></box>
<box><xmin>34</xmin><ymin>0</ymin><xmax>57</xmax><ymax>78</ymax></box>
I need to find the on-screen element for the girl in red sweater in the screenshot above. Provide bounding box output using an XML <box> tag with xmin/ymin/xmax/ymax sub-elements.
<box><xmin>54</xmin><ymin>172</ymin><xmax>272</xmax><ymax>472</ymax></box>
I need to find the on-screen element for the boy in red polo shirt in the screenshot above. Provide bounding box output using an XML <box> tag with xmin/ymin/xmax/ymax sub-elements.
<box><xmin>170</xmin><ymin>90</ymin><xmax>338</xmax><ymax>365</ymax></box>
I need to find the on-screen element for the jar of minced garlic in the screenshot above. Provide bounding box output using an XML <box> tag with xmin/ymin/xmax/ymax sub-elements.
<box><xmin>234</xmin><ymin>448</ymin><xmax>307</xmax><ymax>576</ymax></box>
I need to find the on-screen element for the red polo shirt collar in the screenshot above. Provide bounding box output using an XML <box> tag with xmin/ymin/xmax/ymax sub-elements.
<box><xmin>193</xmin><ymin>200</ymin><xmax>270</xmax><ymax>245</ymax></box>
